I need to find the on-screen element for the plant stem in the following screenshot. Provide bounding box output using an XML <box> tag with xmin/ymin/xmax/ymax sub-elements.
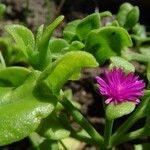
<box><xmin>71</xmin><ymin>131</ymin><xmax>97</xmax><ymax>146</ymax></box>
<box><xmin>104</xmin><ymin>119</ymin><xmax>114</xmax><ymax>148</ymax></box>
<box><xmin>59</xmin><ymin>140</ymin><xmax>68</xmax><ymax>150</ymax></box>
<box><xmin>111</xmin><ymin>97</ymin><xmax>149</xmax><ymax>146</ymax></box>
<box><xmin>115</xmin><ymin>128</ymin><xmax>145</xmax><ymax>145</ymax></box>
<box><xmin>60</xmin><ymin>97</ymin><xmax>104</xmax><ymax>148</ymax></box>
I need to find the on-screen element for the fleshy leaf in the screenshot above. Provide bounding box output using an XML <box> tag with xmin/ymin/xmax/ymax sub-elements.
<box><xmin>5</xmin><ymin>25</ymin><xmax>35</xmax><ymax>58</ymax></box>
<box><xmin>0</xmin><ymin>67</ymin><xmax>31</xmax><ymax>87</ymax></box>
<box><xmin>0</xmin><ymin>71</ymin><xmax>56</xmax><ymax>146</ymax></box>
<box><xmin>106</xmin><ymin>102</ymin><xmax>135</xmax><ymax>120</ymax></box>
<box><xmin>40</xmin><ymin>139</ymin><xmax>59</xmax><ymax>150</ymax></box>
<box><xmin>37</xmin><ymin>15</ymin><xmax>64</xmax><ymax>70</ymax></box>
<box><xmin>110</xmin><ymin>56</ymin><xmax>135</xmax><ymax>73</ymax></box>
<box><xmin>134</xmin><ymin>143</ymin><xmax>150</xmax><ymax>150</ymax></box>
<box><xmin>38</xmin><ymin>112</ymin><xmax>70</xmax><ymax>140</ymax></box>
<box><xmin>63</xmin><ymin>20</ymin><xmax>81</xmax><ymax>42</ymax></box>
<box><xmin>35</xmin><ymin>24</ymin><xmax>44</xmax><ymax>49</ymax></box>
<box><xmin>64</xmin><ymin>20</ymin><xmax>81</xmax><ymax>33</ymax></box>
<box><xmin>117</xmin><ymin>3</ymin><xmax>139</xmax><ymax>29</ymax></box>
<box><xmin>58</xmin><ymin>138</ymin><xmax>84</xmax><ymax>150</ymax></box>
<box><xmin>38</xmin><ymin>51</ymin><xmax>98</xmax><ymax>94</ymax></box>
<box><xmin>64</xmin><ymin>41</ymin><xmax>85</xmax><ymax>51</ymax></box>
<box><xmin>85</xmin><ymin>26</ymin><xmax>132</xmax><ymax>64</ymax></box>
<box><xmin>124</xmin><ymin>6</ymin><xmax>139</xmax><ymax>29</ymax></box>
<box><xmin>76</xmin><ymin>12</ymin><xmax>101</xmax><ymax>41</ymax></box>
<box><xmin>0</xmin><ymin>3</ymin><xmax>6</xmax><ymax>18</ymax></box>
<box><xmin>49</xmin><ymin>38</ymin><xmax>69</xmax><ymax>59</ymax></box>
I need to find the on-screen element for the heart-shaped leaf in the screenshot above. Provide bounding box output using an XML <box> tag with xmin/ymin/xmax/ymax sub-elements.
<box><xmin>49</xmin><ymin>38</ymin><xmax>69</xmax><ymax>59</ymax></box>
<box><xmin>117</xmin><ymin>3</ymin><xmax>139</xmax><ymax>29</ymax></box>
<box><xmin>85</xmin><ymin>26</ymin><xmax>132</xmax><ymax>64</ymax></box>
<box><xmin>38</xmin><ymin>112</ymin><xmax>70</xmax><ymax>140</ymax></box>
<box><xmin>63</xmin><ymin>41</ymin><xmax>85</xmax><ymax>52</ymax></box>
<box><xmin>110</xmin><ymin>56</ymin><xmax>135</xmax><ymax>73</ymax></box>
<box><xmin>0</xmin><ymin>71</ymin><xmax>56</xmax><ymax>146</ymax></box>
<box><xmin>0</xmin><ymin>67</ymin><xmax>31</xmax><ymax>87</ymax></box>
<box><xmin>63</xmin><ymin>20</ymin><xmax>81</xmax><ymax>42</ymax></box>
<box><xmin>38</xmin><ymin>51</ymin><xmax>98</xmax><ymax>95</ymax></box>
<box><xmin>5</xmin><ymin>25</ymin><xmax>35</xmax><ymax>58</ymax></box>
<box><xmin>76</xmin><ymin>12</ymin><xmax>101</xmax><ymax>41</ymax></box>
<box><xmin>124</xmin><ymin>6</ymin><xmax>139</xmax><ymax>29</ymax></box>
<box><xmin>106</xmin><ymin>102</ymin><xmax>135</xmax><ymax>120</ymax></box>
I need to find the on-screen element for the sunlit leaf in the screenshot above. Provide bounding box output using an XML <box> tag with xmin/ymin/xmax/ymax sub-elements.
<box><xmin>37</xmin><ymin>15</ymin><xmax>64</xmax><ymax>70</ymax></box>
<box><xmin>0</xmin><ymin>71</ymin><xmax>56</xmax><ymax>146</ymax></box>
<box><xmin>38</xmin><ymin>112</ymin><xmax>70</xmax><ymax>140</ymax></box>
<box><xmin>110</xmin><ymin>56</ymin><xmax>135</xmax><ymax>73</ymax></box>
<box><xmin>49</xmin><ymin>38</ymin><xmax>69</xmax><ymax>59</ymax></box>
<box><xmin>0</xmin><ymin>67</ymin><xmax>31</xmax><ymax>87</ymax></box>
<box><xmin>117</xmin><ymin>3</ymin><xmax>139</xmax><ymax>29</ymax></box>
<box><xmin>85</xmin><ymin>26</ymin><xmax>132</xmax><ymax>64</ymax></box>
<box><xmin>76</xmin><ymin>12</ymin><xmax>101</xmax><ymax>41</ymax></box>
<box><xmin>106</xmin><ymin>102</ymin><xmax>135</xmax><ymax>120</ymax></box>
<box><xmin>38</xmin><ymin>51</ymin><xmax>98</xmax><ymax>94</ymax></box>
<box><xmin>5</xmin><ymin>25</ymin><xmax>35</xmax><ymax>58</ymax></box>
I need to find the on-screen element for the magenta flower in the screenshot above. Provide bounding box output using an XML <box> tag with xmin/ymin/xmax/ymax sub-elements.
<box><xmin>96</xmin><ymin>67</ymin><xmax>145</xmax><ymax>104</ymax></box>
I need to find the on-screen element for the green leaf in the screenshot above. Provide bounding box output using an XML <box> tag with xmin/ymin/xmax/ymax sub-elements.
<box><xmin>40</xmin><ymin>139</ymin><xmax>59</xmax><ymax>150</ymax></box>
<box><xmin>29</xmin><ymin>132</ymin><xmax>45</xmax><ymax>148</ymax></box>
<box><xmin>64</xmin><ymin>20</ymin><xmax>81</xmax><ymax>33</ymax></box>
<box><xmin>117</xmin><ymin>3</ymin><xmax>140</xmax><ymax>29</ymax></box>
<box><xmin>63</xmin><ymin>20</ymin><xmax>81</xmax><ymax>42</ymax></box>
<box><xmin>5</xmin><ymin>25</ymin><xmax>35</xmax><ymax>58</ymax></box>
<box><xmin>110</xmin><ymin>56</ymin><xmax>135</xmax><ymax>73</ymax></box>
<box><xmin>37</xmin><ymin>15</ymin><xmax>64</xmax><ymax>70</ymax></box>
<box><xmin>117</xmin><ymin>3</ymin><xmax>139</xmax><ymax>29</ymax></box>
<box><xmin>106</xmin><ymin>102</ymin><xmax>135</xmax><ymax>120</ymax></box>
<box><xmin>134</xmin><ymin>143</ymin><xmax>150</xmax><ymax>150</ymax></box>
<box><xmin>0</xmin><ymin>67</ymin><xmax>31</xmax><ymax>87</ymax></box>
<box><xmin>124</xmin><ymin>6</ymin><xmax>139</xmax><ymax>29</ymax></box>
<box><xmin>58</xmin><ymin>138</ymin><xmax>84</xmax><ymax>150</ymax></box>
<box><xmin>49</xmin><ymin>38</ymin><xmax>69</xmax><ymax>59</ymax></box>
<box><xmin>38</xmin><ymin>112</ymin><xmax>70</xmax><ymax>140</ymax></box>
<box><xmin>0</xmin><ymin>4</ymin><xmax>6</xmax><ymax>18</ymax></box>
<box><xmin>38</xmin><ymin>51</ymin><xmax>98</xmax><ymax>95</ymax></box>
<box><xmin>76</xmin><ymin>13</ymin><xmax>101</xmax><ymax>41</ymax></box>
<box><xmin>35</xmin><ymin>24</ymin><xmax>44</xmax><ymax>49</ymax></box>
<box><xmin>147</xmin><ymin>63</ymin><xmax>150</xmax><ymax>82</ymax></box>
<box><xmin>0</xmin><ymin>71</ymin><xmax>56</xmax><ymax>146</ymax></box>
<box><xmin>64</xmin><ymin>41</ymin><xmax>85</xmax><ymax>51</ymax></box>
<box><xmin>132</xmin><ymin>24</ymin><xmax>146</xmax><ymax>38</ymax></box>
<box><xmin>85</xmin><ymin>26</ymin><xmax>132</xmax><ymax>64</ymax></box>
<box><xmin>100</xmin><ymin>11</ymin><xmax>112</xmax><ymax>18</ymax></box>
<box><xmin>140</xmin><ymin>47</ymin><xmax>150</xmax><ymax>56</ymax></box>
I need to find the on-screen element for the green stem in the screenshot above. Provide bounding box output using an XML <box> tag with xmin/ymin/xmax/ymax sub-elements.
<box><xmin>60</xmin><ymin>97</ymin><xmax>104</xmax><ymax>148</ymax></box>
<box><xmin>59</xmin><ymin>140</ymin><xmax>68</xmax><ymax>150</ymax></box>
<box><xmin>29</xmin><ymin>132</ymin><xmax>44</xmax><ymax>148</ymax></box>
<box><xmin>111</xmin><ymin>97</ymin><xmax>149</xmax><ymax>146</ymax></box>
<box><xmin>104</xmin><ymin>119</ymin><xmax>114</xmax><ymax>147</ymax></box>
<box><xmin>71</xmin><ymin>131</ymin><xmax>97</xmax><ymax>146</ymax></box>
<box><xmin>115</xmin><ymin>128</ymin><xmax>145</xmax><ymax>145</ymax></box>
